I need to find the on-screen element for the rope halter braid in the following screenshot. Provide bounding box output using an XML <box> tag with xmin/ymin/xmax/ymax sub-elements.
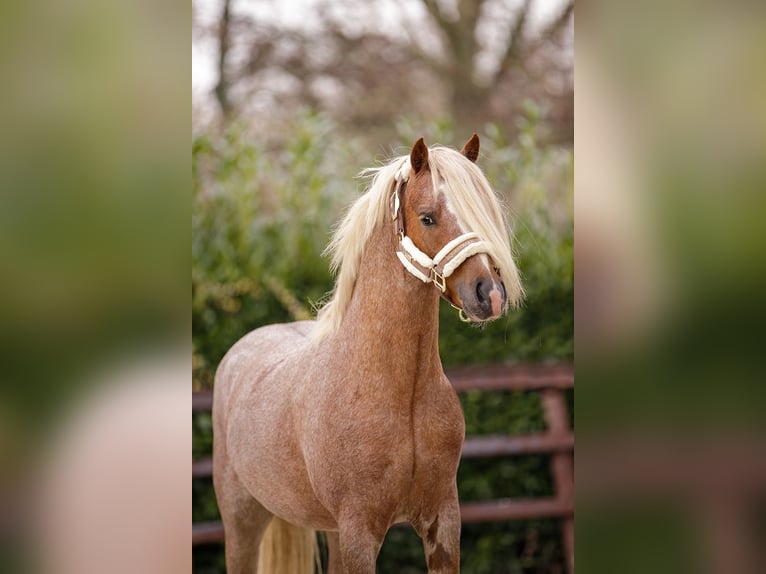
<box><xmin>389</xmin><ymin>164</ymin><xmax>492</xmax><ymax>321</ymax></box>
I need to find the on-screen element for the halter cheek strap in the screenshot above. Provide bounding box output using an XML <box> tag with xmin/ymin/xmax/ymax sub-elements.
<box><xmin>390</xmin><ymin>175</ymin><xmax>490</xmax><ymax>300</ymax></box>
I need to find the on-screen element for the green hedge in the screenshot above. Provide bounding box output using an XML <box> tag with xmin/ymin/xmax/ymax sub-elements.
<box><xmin>192</xmin><ymin>112</ymin><xmax>573</xmax><ymax>573</ymax></box>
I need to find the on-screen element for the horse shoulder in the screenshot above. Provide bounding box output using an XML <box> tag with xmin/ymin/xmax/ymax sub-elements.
<box><xmin>413</xmin><ymin>375</ymin><xmax>465</xmax><ymax>470</ymax></box>
<box><xmin>214</xmin><ymin>320</ymin><xmax>318</xmax><ymax>435</ymax></box>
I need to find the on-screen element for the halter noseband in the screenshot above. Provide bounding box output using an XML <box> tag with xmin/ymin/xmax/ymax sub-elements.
<box><xmin>389</xmin><ymin>167</ymin><xmax>491</xmax><ymax>320</ymax></box>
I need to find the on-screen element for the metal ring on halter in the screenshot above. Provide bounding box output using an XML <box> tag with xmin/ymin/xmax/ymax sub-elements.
<box><xmin>450</xmin><ymin>303</ymin><xmax>472</xmax><ymax>322</ymax></box>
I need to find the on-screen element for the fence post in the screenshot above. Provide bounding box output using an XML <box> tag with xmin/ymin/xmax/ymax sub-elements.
<box><xmin>541</xmin><ymin>388</ymin><xmax>574</xmax><ymax>574</ymax></box>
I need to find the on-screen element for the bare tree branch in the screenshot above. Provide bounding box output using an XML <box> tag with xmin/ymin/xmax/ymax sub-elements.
<box><xmin>457</xmin><ymin>0</ymin><xmax>486</xmax><ymax>32</ymax></box>
<box><xmin>523</xmin><ymin>0</ymin><xmax>574</xmax><ymax>59</ymax></box>
<box><xmin>543</xmin><ymin>0</ymin><xmax>574</xmax><ymax>41</ymax></box>
<box><xmin>494</xmin><ymin>0</ymin><xmax>532</xmax><ymax>85</ymax></box>
<box><xmin>214</xmin><ymin>0</ymin><xmax>232</xmax><ymax>118</ymax></box>
<box><xmin>391</xmin><ymin>0</ymin><xmax>448</xmax><ymax>73</ymax></box>
<box><xmin>421</xmin><ymin>0</ymin><xmax>452</xmax><ymax>33</ymax></box>
<box><xmin>422</xmin><ymin>0</ymin><xmax>461</xmax><ymax>56</ymax></box>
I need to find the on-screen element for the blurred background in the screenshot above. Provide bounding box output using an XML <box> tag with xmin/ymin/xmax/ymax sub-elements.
<box><xmin>192</xmin><ymin>0</ymin><xmax>573</xmax><ymax>572</ymax></box>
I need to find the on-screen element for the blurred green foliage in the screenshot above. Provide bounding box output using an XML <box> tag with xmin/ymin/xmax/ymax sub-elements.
<box><xmin>192</xmin><ymin>111</ymin><xmax>572</xmax><ymax>573</ymax></box>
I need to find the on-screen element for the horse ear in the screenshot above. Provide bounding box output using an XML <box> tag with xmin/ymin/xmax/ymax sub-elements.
<box><xmin>410</xmin><ymin>137</ymin><xmax>429</xmax><ymax>174</ymax></box>
<box><xmin>460</xmin><ymin>133</ymin><xmax>480</xmax><ymax>163</ymax></box>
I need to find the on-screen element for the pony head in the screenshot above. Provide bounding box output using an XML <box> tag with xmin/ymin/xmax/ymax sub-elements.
<box><xmin>396</xmin><ymin>135</ymin><xmax>522</xmax><ymax>321</ymax></box>
<box><xmin>315</xmin><ymin>135</ymin><xmax>523</xmax><ymax>341</ymax></box>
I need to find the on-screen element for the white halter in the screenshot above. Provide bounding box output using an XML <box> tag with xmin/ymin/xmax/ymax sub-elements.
<box><xmin>390</xmin><ymin>165</ymin><xmax>491</xmax><ymax>300</ymax></box>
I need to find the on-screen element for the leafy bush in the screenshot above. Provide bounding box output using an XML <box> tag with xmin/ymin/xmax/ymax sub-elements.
<box><xmin>192</xmin><ymin>111</ymin><xmax>572</xmax><ymax>573</ymax></box>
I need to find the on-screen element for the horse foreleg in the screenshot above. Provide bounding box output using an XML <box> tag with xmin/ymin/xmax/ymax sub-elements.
<box><xmin>215</xmin><ymin>474</ymin><xmax>273</xmax><ymax>572</ymax></box>
<box><xmin>213</xmin><ymin>442</ymin><xmax>273</xmax><ymax>573</ymax></box>
<box><xmin>325</xmin><ymin>530</ymin><xmax>342</xmax><ymax>574</ymax></box>
<box><xmin>416</xmin><ymin>489</ymin><xmax>461</xmax><ymax>574</ymax></box>
<box><xmin>336</xmin><ymin>517</ymin><xmax>385</xmax><ymax>574</ymax></box>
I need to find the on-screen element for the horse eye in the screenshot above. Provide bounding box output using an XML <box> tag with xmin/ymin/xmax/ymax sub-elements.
<box><xmin>420</xmin><ymin>215</ymin><xmax>436</xmax><ymax>227</ymax></box>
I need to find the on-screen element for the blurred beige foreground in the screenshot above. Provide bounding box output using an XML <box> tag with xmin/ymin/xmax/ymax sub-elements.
<box><xmin>35</xmin><ymin>353</ymin><xmax>190</xmax><ymax>574</ymax></box>
<box><xmin>577</xmin><ymin>2</ymin><xmax>766</xmax><ymax>573</ymax></box>
<box><xmin>0</xmin><ymin>0</ymin><xmax>187</xmax><ymax>572</ymax></box>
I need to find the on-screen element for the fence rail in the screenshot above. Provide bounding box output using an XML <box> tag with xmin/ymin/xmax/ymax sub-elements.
<box><xmin>192</xmin><ymin>363</ymin><xmax>574</xmax><ymax>572</ymax></box>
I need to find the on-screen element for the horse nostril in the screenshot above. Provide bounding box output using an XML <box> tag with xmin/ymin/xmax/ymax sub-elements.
<box><xmin>476</xmin><ymin>280</ymin><xmax>491</xmax><ymax>304</ymax></box>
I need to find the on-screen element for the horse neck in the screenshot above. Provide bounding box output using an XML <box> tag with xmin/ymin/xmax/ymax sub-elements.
<box><xmin>333</xmin><ymin>223</ymin><xmax>443</xmax><ymax>384</ymax></box>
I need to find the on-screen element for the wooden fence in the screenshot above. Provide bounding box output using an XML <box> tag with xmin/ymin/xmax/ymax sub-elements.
<box><xmin>192</xmin><ymin>363</ymin><xmax>574</xmax><ymax>572</ymax></box>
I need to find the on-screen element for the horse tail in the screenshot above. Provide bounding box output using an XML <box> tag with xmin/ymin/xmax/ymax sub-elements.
<box><xmin>258</xmin><ymin>516</ymin><xmax>321</xmax><ymax>574</ymax></box>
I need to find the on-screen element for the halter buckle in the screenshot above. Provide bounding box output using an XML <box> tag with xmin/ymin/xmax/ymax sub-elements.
<box><xmin>431</xmin><ymin>268</ymin><xmax>447</xmax><ymax>293</ymax></box>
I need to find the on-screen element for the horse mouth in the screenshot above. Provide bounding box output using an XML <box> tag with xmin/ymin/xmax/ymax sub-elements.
<box><xmin>458</xmin><ymin>280</ymin><xmax>507</xmax><ymax>322</ymax></box>
<box><xmin>462</xmin><ymin>306</ymin><xmax>500</xmax><ymax>323</ymax></box>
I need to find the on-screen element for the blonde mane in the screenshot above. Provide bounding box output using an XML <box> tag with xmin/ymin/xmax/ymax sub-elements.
<box><xmin>314</xmin><ymin>145</ymin><xmax>523</xmax><ymax>341</ymax></box>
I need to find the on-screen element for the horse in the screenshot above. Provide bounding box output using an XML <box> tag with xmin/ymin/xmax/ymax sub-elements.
<box><xmin>212</xmin><ymin>134</ymin><xmax>523</xmax><ymax>573</ymax></box>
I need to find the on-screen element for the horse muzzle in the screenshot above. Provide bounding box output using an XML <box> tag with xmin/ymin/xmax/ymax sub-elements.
<box><xmin>458</xmin><ymin>277</ymin><xmax>507</xmax><ymax>322</ymax></box>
